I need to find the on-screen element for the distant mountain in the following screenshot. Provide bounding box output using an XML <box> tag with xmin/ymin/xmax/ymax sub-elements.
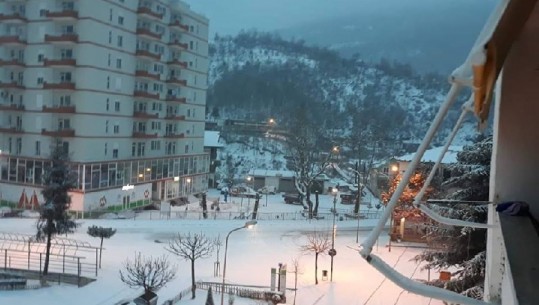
<box><xmin>207</xmin><ymin>31</ymin><xmax>477</xmax><ymax>160</ymax></box>
<box><xmin>276</xmin><ymin>0</ymin><xmax>497</xmax><ymax>73</ymax></box>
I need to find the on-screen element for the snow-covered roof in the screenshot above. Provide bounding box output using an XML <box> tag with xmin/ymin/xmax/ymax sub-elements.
<box><xmin>204</xmin><ymin>131</ymin><xmax>224</xmax><ymax>148</ymax></box>
<box><xmin>250</xmin><ymin>169</ymin><xmax>295</xmax><ymax>178</ymax></box>
<box><xmin>396</xmin><ymin>146</ymin><xmax>463</xmax><ymax>164</ymax></box>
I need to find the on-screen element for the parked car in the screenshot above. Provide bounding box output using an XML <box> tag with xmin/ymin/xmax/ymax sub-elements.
<box><xmin>230</xmin><ymin>186</ymin><xmax>258</xmax><ymax>198</ymax></box>
<box><xmin>258</xmin><ymin>186</ymin><xmax>277</xmax><ymax>195</ymax></box>
<box><xmin>282</xmin><ymin>193</ymin><xmax>302</xmax><ymax>204</ymax></box>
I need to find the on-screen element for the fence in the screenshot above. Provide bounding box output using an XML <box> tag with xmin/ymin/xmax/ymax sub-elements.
<box><xmin>196</xmin><ymin>281</ymin><xmax>281</xmax><ymax>303</ymax></box>
<box><xmin>162</xmin><ymin>285</ymin><xmax>193</xmax><ymax>305</ymax></box>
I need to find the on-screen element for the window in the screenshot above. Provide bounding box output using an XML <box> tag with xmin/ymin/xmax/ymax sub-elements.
<box><xmin>116</xmin><ymin>58</ymin><xmax>122</xmax><ymax>69</ymax></box>
<box><xmin>113</xmin><ymin>124</ymin><xmax>119</xmax><ymax>134</ymax></box>
<box><xmin>117</xmin><ymin>35</ymin><xmax>123</xmax><ymax>47</ymax></box>
<box><xmin>185</xmin><ymin>144</ymin><xmax>189</xmax><ymax>153</ymax></box>
<box><xmin>108</xmin><ymin>31</ymin><xmax>112</xmax><ymax>44</ymax></box>
<box><xmin>106</xmin><ymin>76</ymin><xmax>110</xmax><ymax>89</ymax></box>
<box><xmin>58</xmin><ymin>118</ymin><xmax>70</xmax><ymax>129</ymax></box>
<box><xmin>60</xmin><ymin>49</ymin><xmax>73</xmax><ymax>59</ymax></box>
<box><xmin>186</xmin><ymin>109</ymin><xmax>190</xmax><ymax>117</ymax></box>
<box><xmin>62</xmin><ymin>25</ymin><xmax>74</xmax><ymax>34</ymax></box>
<box><xmin>189</xmin><ymin>41</ymin><xmax>194</xmax><ymax>50</ymax></box>
<box><xmin>190</xmin><ymin>25</ymin><xmax>194</xmax><ymax>32</ymax></box>
<box><xmin>60</xmin><ymin>72</ymin><xmax>72</xmax><ymax>82</ymax></box>
<box><xmin>132</xmin><ymin>143</ymin><xmax>136</xmax><ymax>157</ymax></box>
<box><xmin>104</xmin><ymin>143</ymin><xmax>108</xmax><ymax>156</ymax></box>
<box><xmin>16</xmin><ymin>138</ymin><xmax>21</xmax><ymax>155</ymax></box>
<box><xmin>105</xmin><ymin>120</ymin><xmax>109</xmax><ymax>133</ymax></box>
<box><xmin>106</xmin><ymin>98</ymin><xmax>110</xmax><ymax>111</ymax></box>
<box><xmin>37</xmin><ymin>54</ymin><xmax>44</xmax><ymax>62</ymax></box>
<box><xmin>137</xmin><ymin>142</ymin><xmax>145</xmax><ymax>157</ymax></box>
<box><xmin>60</xmin><ymin>95</ymin><xmax>71</xmax><ymax>106</ymax></box>
<box><xmin>114</xmin><ymin>101</ymin><xmax>120</xmax><ymax>112</ymax></box>
<box><xmin>112</xmin><ymin>149</ymin><xmax>118</xmax><ymax>158</ymax></box>
<box><xmin>151</xmin><ymin>140</ymin><xmax>161</xmax><ymax>151</ymax></box>
<box><xmin>109</xmin><ymin>9</ymin><xmax>113</xmax><ymax>22</ymax></box>
<box><xmin>118</xmin><ymin>16</ymin><xmax>124</xmax><ymax>25</ymax></box>
<box><xmin>108</xmin><ymin>54</ymin><xmax>111</xmax><ymax>66</ymax></box>
<box><xmin>35</xmin><ymin>141</ymin><xmax>41</xmax><ymax>156</ymax></box>
<box><xmin>37</xmin><ymin>77</ymin><xmax>43</xmax><ymax>85</ymax></box>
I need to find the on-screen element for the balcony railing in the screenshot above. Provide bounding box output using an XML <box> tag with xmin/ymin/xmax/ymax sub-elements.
<box><xmin>167</xmin><ymin>59</ymin><xmax>188</xmax><ymax>69</ymax></box>
<box><xmin>164</xmin><ymin>133</ymin><xmax>185</xmax><ymax>139</ymax></box>
<box><xmin>41</xmin><ymin>128</ymin><xmax>75</xmax><ymax>137</ymax></box>
<box><xmin>164</xmin><ymin>114</ymin><xmax>186</xmax><ymax>120</ymax></box>
<box><xmin>133</xmin><ymin>111</ymin><xmax>159</xmax><ymax>119</ymax></box>
<box><xmin>45</xmin><ymin>9</ymin><xmax>79</xmax><ymax>20</ymax></box>
<box><xmin>0</xmin><ymin>104</ymin><xmax>25</xmax><ymax>111</ymax></box>
<box><xmin>44</xmin><ymin>34</ymin><xmax>78</xmax><ymax>44</ymax></box>
<box><xmin>134</xmin><ymin>90</ymin><xmax>159</xmax><ymax>99</ymax></box>
<box><xmin>168</xmin><ymin>41</ymin><xmax>188</xmax><ymax>50</ymax></box>
<box><xmin>42</xmin><ymin>105</ymin><xmax>76</xmax><ymax>113</ymax></box>
<box><xmin>135</xmin><ymin>70</ymin><xmax>160</xmax><ymax>81</ymax></box>
<box><xmin>42</xmin><ymin>81</ymin><xmax>76</xmax><ymax>90</ymax></box>
<box><xmin>44</xmin><ymin>58</ymin><xmax>76</xmax><ymax>67</ymax></box>
<box><xmin>0</xmin><ymin>13</ymin><xmax>27</xmax><ymax>23</ymax></box>
<box><xmin>0</xmin><ymin>81</ymin><xmax>25</xmax><ymax>89</ymax></box>
<box><xmin>0</xmin><ymin>59</ymin><xmax>25</xmax><ymax>67</ymax></box>
<box><xmin>136</xmin><ymin>28</ymin><xmax>162</xmax><ymax>40</ymax></box>
<box><xmin>0</xmin><ymin>36</ymin><xmax>26</xmax><ymax>45</ymax></box>
<box><xmin>0</xmin><ymin>126</ymin><xmax>23</xmax><ymax>134</ymax></box>
<box><xmin>170</xmin><ymin>20</ymin><xmax>189</xmax><ymax>32</ymax></box>
<box><xmin>137</xmin><ymin>7</ymin><xmax>163</xmax><ymax>20</ymax></box>
<box><xmin>165</xmin><ymin>96</ymin><xmax>186</xmax><ymax>103</ymax></box>
<box><xmin>135</xmin><ymin>50</ymin><xmax>161</xmax><ymax>61</ymax></box>
<box><xmin>166</xmin><ymin>77</ymin><xmax>187</xmax><ymax>86</ymax></box>
<box><xmin>132</xmin><ymin>131</ymin><xmax>159</xmax><ymax>138</ymax></box>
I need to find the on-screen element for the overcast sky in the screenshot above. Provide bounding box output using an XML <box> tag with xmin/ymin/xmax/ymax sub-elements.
<box><xmin>182</xmin><ymin>0</ymin><xmax>394</xmax><ymax>36</ymax></box>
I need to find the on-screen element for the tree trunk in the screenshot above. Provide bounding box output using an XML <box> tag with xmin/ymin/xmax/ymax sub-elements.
<box><xmin>313</xmin><ymin>192</ymin><xmax>319</xmax><ymax>217</ymax></box>
<box><xmin>43</xmin><ymin>230</ymin><xmax>52</xmax><ymax>275</ymax></box>
<box><xmin>191</xmin><ymin>259</ymin><xmax>196</xmax><ymax>299</ymax></box>
<box><xmin>252</xmin><ymin>197</ymin><xmax>259</xmax><ymax>220</ymax></box>
<box><xmin>314</xmin><ymin>252</ymin><xmax>319</xmax><ymax>285</ymax></box>
<box><xmin>99</xmin><ymin>237</ymin><xmax>104</xmax><ymax>268</ymax></box>
<box><xmin>306</xmin><ymin>188</ymin><xmax>312</xmax><ymax>219</ymax></box>
<box><xmin>354</xmin><ymin>192</ymin><xmax>360</xmax><ymax>214</ymax></box>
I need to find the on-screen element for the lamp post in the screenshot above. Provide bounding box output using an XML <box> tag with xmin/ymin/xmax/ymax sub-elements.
<box><xmin>388</xmin><ymin>163</ymin><xmax>399</xmax><ymax>252</ymax></box>
<box><xmin>246</xmin><ymin>176</ymin><xmax>253</xmax><ymax>210</ymax></box>
<box><xmin>330</xmin><ymin>187</ymin><xmax>338</xmax><ymax>282</ymax></box>
<box><xmin>221</xmin><ymin>220</ymin><xmax>257</xmax><ymax>305</ymax></box>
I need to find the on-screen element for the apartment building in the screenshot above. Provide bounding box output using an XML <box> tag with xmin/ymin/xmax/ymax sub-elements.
<box><xmin>0</xmin><ymin>0</ymin><xmax>210</xmax><ymax>211</ymax></box>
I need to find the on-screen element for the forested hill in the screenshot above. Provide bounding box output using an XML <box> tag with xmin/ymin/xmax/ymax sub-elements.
<box><xmin>206</xmin><ymin>31</ymin><xmax>473</xmax><ymax>150</ymax></box>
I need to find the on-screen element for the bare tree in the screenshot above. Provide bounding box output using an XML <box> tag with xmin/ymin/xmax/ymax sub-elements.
<box><xmin>290</xmin><ymin>258</ymin><xmax>303</xmax><ymax>305</ymax></box>
<box><xmin>214</xmin><ymin>235</ymin><xmax>223</xmax><ymax>277</ymax></box>
<box><xmin>87</xmin><ymin>225</ymin><xmax>116</xmax><ymax>268</ymax></box>
<box><xmin>167</xmin><ymin>232</ymin><xmax>215</xmax><ymax>299</ymax></box>
<box><xmin>287</xmin><ymin>111</ymin><xmax>338</xmax><ymax>219</ymax></box>
<box><xmin>300</xmin><ymin>231</ymin><xmax>331</xmax><ymax>285</ymax></box>
<box><xmin>119</xmin><ymin>253</ymin><xmax>176</xmax><ymax>299</ymax></box>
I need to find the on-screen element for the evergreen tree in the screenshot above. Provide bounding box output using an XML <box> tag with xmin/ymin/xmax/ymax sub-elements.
<box><xmin>87</xmin><ymin>225</ymin><xmax>117</xmax><ymax>268</ymax></box>
<box><xmin>415</xmin><ymin>136</ymin><xmax>492</xmax><ymax>299</ymax></box>
<box><xmin>37</xmin><ymin>142</ymin><xmax>77</xmax><ymax>275</ymax></box>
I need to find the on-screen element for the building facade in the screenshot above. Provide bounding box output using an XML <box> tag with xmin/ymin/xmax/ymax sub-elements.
<box><xmin>0</xmin><ymin>0</ymin><xmax>210</xmax><ymax>211</ymax></box>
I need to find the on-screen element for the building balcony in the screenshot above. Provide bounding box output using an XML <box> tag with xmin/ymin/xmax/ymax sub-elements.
<box><xmin>0</xmin><ymin>58</ymin><xmax>25</xmax><ymax>68</ymax></box>
<box><xmin>170</xmin><ymin>20</ymin><xmax>189</xmax><ymax>32</ymax></box>
<box><xmin>0</xmin><ymin>126</ymin><xmax>23</xmax><ymax>134</ymax></box>
<box><xmin>136</xmin><ymin>28</ymin><xmax>162</xmax><ymax>41</ymax></box>
<box><xmin>0</xmin><ymin>104</ymin><xmax>25</xmax><ymax>111</ymax></box>
<box><xmin>137</xmin><ymin>7</ymin><xmax>163</xmax><ymax>21</ymax></box>
<box><xmin>0</xmin><ymin>13</ymin><xmax>27</xmax><ymax>23</ymax></box>
<box><xmin>0</xmin><ymin>81</ymin><xmax>25</xmax><ymax>90</ymax></box>
<box><xmin>42</xmin><ymin>81</ymin><xmax>76</xmax><ymax>90</ymax></box>
<box><xmin>164</xmin><ymin>114</ymin><xmax>186</xmax><ymax>120</ymax></box>
<box><xmin>135</xmin><ymin>70</ymin><xmax>160</xmax><ymax>81</ymax></box>
<box><xmin>45</xmin><ymin>9</ymin><xmax>79</xmax><ymax>21</ymax></box>
<box><xmin>41</xmin><ymin>128</ymin><xmax>75</xmax><ymax>137</ymax></box>
<box><xmin>0</xmin><ymin>36</ymin><xmax>26</xmax><ymax>46</ymax></box>
<box><xmin>166</xmin><ymin>77</ymin><xmax>187</xmax><ymax>87</ymax></box>
<box><xmin>165</xmin><ymin>95</ymin><xmax>186</xmax><ymax>103</ymax></box>
<box><xmin>134</xmin><ymin>90</ymin><xmax>159</xmax><ymax>100</ymax></box>
<box><xmin>135</xmin><ymin>49</ymin><xmax>161</xmax><ymax>61</ymax></box>
<box><xmin>43</xmin><ymin>58</ymin><xmax>76</xmax><ymax>67</ymax></box>
<box><xmin>168</xmin><ymin>41</ymin><xmax>188</xmax><ymax>51</ymax></box>
<box><xmin>133</xmin><ymin>111</ymin><xmax>159</xmax><ymax>119</ymax></box>
<box><xmin>132</xmin><ymin>131</ymin><xmax>159</xmax><ymax>139</ymax></box>
<box><xmin>164</xmin><ymin>133</ymin><xmax>185</xmax><ymax>139</ymax></box>
<box><xmin>44</xmin><ymin>34</ymin><xmax>78</xmax><ymax>44</ymax></box>
<box><xmin>42</xmin><ymin>105</ymin><xmax>76</xmax><ymax>113</ymax></box>
<box><xmin>167</xmin><ymin>59</ymin><xmax>188</xmax><ymax>69</ymax></box>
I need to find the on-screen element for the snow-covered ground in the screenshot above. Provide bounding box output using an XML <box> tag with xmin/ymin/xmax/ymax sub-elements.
<box><xmin>0</xmin><ymin>189</ymin><xmax>444</xmax><ymax>305</ymax></box>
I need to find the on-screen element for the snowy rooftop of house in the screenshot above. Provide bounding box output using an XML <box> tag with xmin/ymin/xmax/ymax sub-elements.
<box><xmin>396</xmin><ymin>146</ymin><xmax>463</xmax><ymax>164</ymax></box>
<box><xmin>204</xmin><ymin>131</ymin><xmax>224</xmax><ymax>148</ymax></box>
<box><xmin>250</xmin><ymin>169</ymin><xmax>295</xmax><ymax>178</ymax></box>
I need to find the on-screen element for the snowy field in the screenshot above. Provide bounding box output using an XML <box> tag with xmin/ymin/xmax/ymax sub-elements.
<box><xmin>0</xmin><ymin>189</ymin><xmax>444</xmax><ymax>305</ymax></box>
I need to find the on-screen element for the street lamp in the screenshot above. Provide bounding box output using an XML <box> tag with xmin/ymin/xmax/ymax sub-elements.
<box><xmin>186</xmin><ymin>178</ymin><xmax>192</xmax><ymax>195</ymax></box>
<box><xmin>246</xmin><ymin>176</ymin><xmax>253</xmax><ymax>210</ymax></box>
<box><xmin>221</xmin><ymin>220</ymin><xmax>257</xmax><ymax>305</ymax></box>
<box><xmin>330</xmin><ymin>187</ymin><xmax>338</xmax><ymax>282</ymax></box>
<box><xmin>388</xmin><ymin>163</ymin><xmax>398</xmax><ymax>252</ymax></box>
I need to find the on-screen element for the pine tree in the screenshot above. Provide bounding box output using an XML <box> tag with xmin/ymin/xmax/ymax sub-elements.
<box><xmin>37</xmin><ymin>142</ymin><xmax>78</xmax><ymax>275</ymax></box>
<box><xmin>205</xmin><ymin>286</ymin><xmax>215</xmax><ymax>305</ymax></box>
<box><xmin>415</xmin><ymin>136</ymin><xmax>492</xmax><ymax>299</ymax></box>
<box><xmin>87</xmin><ymin>225</ymin><xmax>117</xmax><ymax>268</ymax></box>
